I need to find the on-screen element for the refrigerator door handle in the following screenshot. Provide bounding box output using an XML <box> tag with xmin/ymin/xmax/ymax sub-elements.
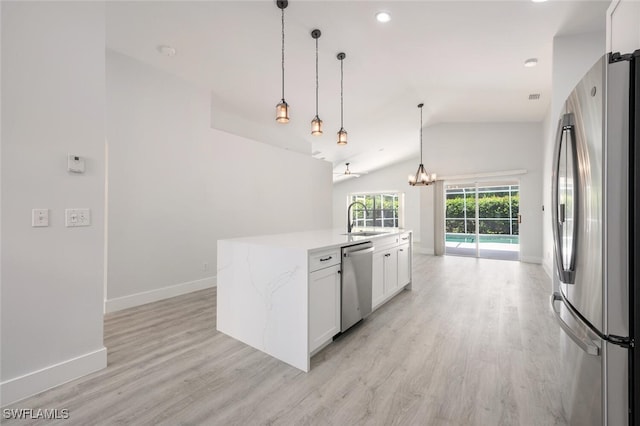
<box><xmin>550</xmin><ymin>292</ymin><xmax>600</xmax><ymax>356</ymax></box>
<box><xmin>551</xmin><ymin>113</ymin><xmax>578</xmax><ymax>284</ymax></box>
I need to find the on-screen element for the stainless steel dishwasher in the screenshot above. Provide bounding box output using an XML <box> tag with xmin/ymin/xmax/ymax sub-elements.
<box><xmin>340</xmin><ymin>242</ymin><xmax>374</xmax><ymax>332</ymax></box>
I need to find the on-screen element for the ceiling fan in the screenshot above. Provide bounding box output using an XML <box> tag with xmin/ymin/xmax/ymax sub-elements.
<box><xmin>333</xmin><ymin>163</ymin><xmax>368</xmax><ymax>178</ymax></box>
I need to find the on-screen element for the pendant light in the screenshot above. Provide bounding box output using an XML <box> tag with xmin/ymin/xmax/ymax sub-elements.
<box><xmin>337</xmin><ymin>52</ymin><xmax>347</xmax><ymax>145</ymax></box>
<box><xmin>275</xmin><ymin>0</ymin><xmax>289</xmax><ymax>123</ymax></box>
<box><xmin>311</xmin><ymin>29</ymin><xmax>323</xmax><ymax>136</ymax></box>
<box><xmin>408</xmin><ymin>103</ymin><xmax>437</xmax><ymax>186</ymax></box>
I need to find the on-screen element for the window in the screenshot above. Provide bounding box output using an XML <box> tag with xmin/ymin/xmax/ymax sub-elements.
<box><xmin>349</xmin><ymin>192</ymin><xmax>403</xmax><ymax>229</ymax></box>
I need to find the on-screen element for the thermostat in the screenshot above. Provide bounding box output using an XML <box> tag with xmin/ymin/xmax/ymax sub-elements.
<box><xmin>68</xmin><ymin>155</ymin><xmax>85</xmax><ymax>173</ymax></box>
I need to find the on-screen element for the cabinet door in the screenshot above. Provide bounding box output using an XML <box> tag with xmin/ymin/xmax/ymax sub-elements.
<box><xmin>372</xmin><ymin>251</ymin><xmax>385</xmax><ymax>309</ymax></box>
<box><xmin>397</xmin><ymin>244</ymin><xmax>411</xmax><ymax>287</ymax></box>
<box><xmin>384</xmin><ymin>249</ymin><xmax>399</xmax><ymax>294</ymax></box>
<box><xmin>309</xmin><ymin>264</ymin><xmax>341</xmax><ymax>353</ymax></box>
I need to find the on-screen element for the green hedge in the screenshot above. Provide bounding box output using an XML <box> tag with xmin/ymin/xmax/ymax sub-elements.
<box><xmin>446</xmin><ymin>194</ymin><xmax>519</xmax><ymax>235</ymax></box>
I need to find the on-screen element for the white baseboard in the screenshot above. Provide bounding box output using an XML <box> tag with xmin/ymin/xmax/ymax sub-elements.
<box><xmin>1</xmin><ymin>347</ymin><xmax>107</xmax><ymax>407</ymax></box>
<box><xmin>542</xmin><ymin>261</ymin><xmax>553</xmax><ymax>280</ymax></box>
<box><xmin>520</xmin><ymin>256</ymin><xmax>542</xmax><ymax>264</ymax></box>
<box><xmin>105</xmin><ymin>276</ymin><xmax>216</xmax><ymax>313</ymax></box>
<box><xmin>414</xmin><ymin>246</ymin><xmax>435</xmax><ymax>255</ymax></box>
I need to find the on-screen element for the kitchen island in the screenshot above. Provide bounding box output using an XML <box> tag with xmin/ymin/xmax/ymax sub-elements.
<box><xmin>217</xmin><ymin>229</ymin><xmax>412</xmax><ymax>371</ymax></box>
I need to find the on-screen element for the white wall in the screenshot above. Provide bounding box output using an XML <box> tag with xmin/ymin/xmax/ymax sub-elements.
<box><xmin>332</xmin><ymin>158</ymin><xmax>423</xmax><ymax>242</ymax></box>
<box><xmin>105</xmin><ymin>51</ymin><xmax>333</xmax><ymax>311</ymax></box>
<box><xmin>541</xmin><ymin>31</ymin><xmax>605</xmax><ymax>278</ymax></box>
<box><xmin>420</xmin><ymin>123</ymin><xmax>543</xmax><ymax>262</ymax></box>
<box><xmin>607</xmin><ymin>0</ymin><xmax>640</xmax><ymax>54</ymax></box>
<box><xmin>1</xmin><ymin>2</ymin><xmax>107</xmax><ymax>405</ymax></box>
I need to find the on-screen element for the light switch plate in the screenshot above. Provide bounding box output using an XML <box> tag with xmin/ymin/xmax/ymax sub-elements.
<box><xmin>32</xmin><ymin>209</ymin><xmax>49</xmax><ymax>227</ymax></box>
<box><xmin>65</xmin><ymin>208</ymin><xmax>90</xmax><ymax>227</ymax></box>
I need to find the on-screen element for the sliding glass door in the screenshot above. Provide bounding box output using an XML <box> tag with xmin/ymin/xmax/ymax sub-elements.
<box><xmin>445</xmin><ymin>182</ymin><xmax>520</xmax><ymax>261</ymax></box>
<box><xmin>444</xmin><ymin>184</ymin><xmax>477</xmax><ymax>257</ymax></box>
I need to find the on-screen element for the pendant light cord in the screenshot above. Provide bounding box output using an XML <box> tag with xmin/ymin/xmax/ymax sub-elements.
<box><xmin>281</xmin><ymin>7</ymin><xmax>285</xmax><ymax>101</ymax></box>
<box><xmin>420</xmin><ymin>106</ymin><xmax>423</xmax><ymax>163</ymax></box>
<box><xmin>340</xmin><ymin>57</ymin><xmax>344</xmax><ymax>127</ymax></box>
<box><xmin>315</xmin><ymin>38</ymin><xmax>319</xmax><ymax>116</ymax></box>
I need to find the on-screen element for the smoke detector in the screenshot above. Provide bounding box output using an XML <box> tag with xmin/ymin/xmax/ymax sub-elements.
<box><xmin>157</xmin><ymin>45</ymin><xmax>177</xmax><ymax>57</ymax></box>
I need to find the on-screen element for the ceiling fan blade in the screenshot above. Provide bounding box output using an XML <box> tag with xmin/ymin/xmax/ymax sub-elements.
<box><xmin>333</xmin><ymin>162</ymin><xmax>367</xmax><ymax>176</ymax></box>
<box><xmin>333</xmin><ymin>172</ymin><xmax>365</xmax><ymax>176</ymax></box>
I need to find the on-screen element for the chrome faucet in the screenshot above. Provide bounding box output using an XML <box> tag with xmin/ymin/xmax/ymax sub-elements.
<box><xmin>347</xmin><ymin>201</ymin><xmax>368</xmax><ymax>233</ymax></box>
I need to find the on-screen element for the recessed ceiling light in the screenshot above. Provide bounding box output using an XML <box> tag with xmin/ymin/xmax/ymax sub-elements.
<box><xmin>157</xmin><ymin>45</ymin><xmax>176</xmax><ymax>57</ymax></box>
<box><xmin>524</xmin><ymin>58</ymin><xmax>538</xmax><ymax>67</ymax></box>
<box><xmin>375</xmin><ymin>11</ymin><xmax>391</xmax><ymax>23</ymax></box>
<box><xmin>531</xmin><ymin>0</ymin><xmax>548</xmax><ymax>3</ymax></box>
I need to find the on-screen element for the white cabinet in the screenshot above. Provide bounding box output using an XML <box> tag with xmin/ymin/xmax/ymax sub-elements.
<box><xmin>371</xmin><ymin>247</ymin><xmax>398</xmax><ymax>309</ymax></box>
<box><xmin>372</xmin><ymin>251</ymin><xmax>385</xmax><ymax>308</ymax></box>
<box><xmin>397</xmin><ymin>244</ymin><xmax>411</xmax><ymax>287</ymax></box>
<box><xmin>308</xmin><ymin>263</ymin><xmax>341</xmax><ymax>353</ymax></box>
<box><xmin>397</xmin><ymin>232</ymin><xmax>412</xmax><ymax>287</ymax></box>
<box><xmin>372</xmin><ymin>247</ymin><xmax>399</xmax><ymax>310</ymax></box>
<box><xmin>384</xmin><ymin>250</ymin><xmax>399</xmax><ymax>294</ymax></box>
<box><xmin>372</xmin><ymin>232</ymin><xmax>412</xmax><ymax>310</ymax></box>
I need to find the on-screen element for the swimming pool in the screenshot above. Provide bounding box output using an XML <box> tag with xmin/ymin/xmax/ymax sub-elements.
<box><xmin>445</xmin><ymin>233</ymin><xmax>519</xmax><ymax>245</ymax></box>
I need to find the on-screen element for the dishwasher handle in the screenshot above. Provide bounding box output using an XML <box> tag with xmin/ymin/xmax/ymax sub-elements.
<box><xmin>343</xmin><ymin>247</ymin><xmax>375</xmax><ymax>257</ymax></box>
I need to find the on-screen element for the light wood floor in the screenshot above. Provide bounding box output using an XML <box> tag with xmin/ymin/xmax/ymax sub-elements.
<box><xmin>3</xmin><ymin>254</ymin><xmax>567</xmax><ymax>425</ymax></box>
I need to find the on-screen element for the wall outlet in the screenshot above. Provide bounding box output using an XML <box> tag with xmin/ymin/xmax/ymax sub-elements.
<box><xmin>65</xmin><ymin>208</ymin><xmax>91</xmax><ymax>227</ymax></box>
<box><xmin>32</xmin><ymin>209</ymin><xmax>49</xmax><ymax>227</ymax></box>
<box><xmin>202</xmin><ymin>262</ymin><xmax>209</xmax><ymax>272</ymax></box>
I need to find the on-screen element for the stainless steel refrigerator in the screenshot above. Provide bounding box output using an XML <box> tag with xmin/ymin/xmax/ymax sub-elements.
<box><xmin>550</xmin><ymin>49</ymin><xmax>639</xmax><ymax>425</ymax></box>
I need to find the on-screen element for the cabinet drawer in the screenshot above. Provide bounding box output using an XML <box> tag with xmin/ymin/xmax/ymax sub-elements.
<box><xmin>399</xmin><ymin>232</ymin><xmax>411</xmax><ymax>245</ymax></box>
<box><xmin>309</xmin><ymin>248</ymin><xmax>340</xmax><ymax>272</ymax></box>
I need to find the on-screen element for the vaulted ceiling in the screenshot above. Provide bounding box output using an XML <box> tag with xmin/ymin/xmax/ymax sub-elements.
<box><xmin>106</xmin><ymin>0</ymin><xmax>609</xmax><ymax>181</ymax></box>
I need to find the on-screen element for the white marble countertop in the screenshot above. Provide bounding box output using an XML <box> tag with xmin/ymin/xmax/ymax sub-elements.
<box><xmin>219</xmin><ymin>228</ymin><xmax>410</xmax><ymax>252</ymax></box>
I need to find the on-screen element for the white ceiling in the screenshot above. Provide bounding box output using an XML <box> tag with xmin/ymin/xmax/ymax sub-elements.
<box><xmin>106</xmin><ymin>0</ymin><xmax>608</xmax><ymax>181</ymax></box>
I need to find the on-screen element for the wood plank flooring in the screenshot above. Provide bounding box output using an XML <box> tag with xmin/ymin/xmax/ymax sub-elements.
<box><xmin>2</xmin><ymin>254</ymin><xmax>567</xmax><ymax>425</ymax></box>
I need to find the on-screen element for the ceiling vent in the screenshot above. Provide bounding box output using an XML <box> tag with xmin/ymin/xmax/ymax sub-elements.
<box><xmin>529</xmin><ymin>93</ymin><xmax>541</xmax><ymax>100</ymax></box>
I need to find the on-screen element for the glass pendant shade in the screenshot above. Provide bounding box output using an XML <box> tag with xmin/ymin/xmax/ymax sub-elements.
<box><xmin>408</xmin><ymin>164</ymin><xmax>436</xmax><ymax>186</ymax></box>
<box><xmin>311</xmin><ymin>116</ymin><xmax>323</xmax><ymax>135</ymax></box>
<box><xmin>276</xmin><ymin>100</ymin><xmax>289</xmax><ymax>123</ymax></box>
<box><xmin>337</xmin><ymin>128</ymin><xmax>348</xmax><ymax>145</ymax></box>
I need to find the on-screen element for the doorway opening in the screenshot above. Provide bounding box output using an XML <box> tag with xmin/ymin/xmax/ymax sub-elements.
<box><xmin>444</xmin><ymin>182</ymin><xmax>520</xmax><ymax>261</ymax></box>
